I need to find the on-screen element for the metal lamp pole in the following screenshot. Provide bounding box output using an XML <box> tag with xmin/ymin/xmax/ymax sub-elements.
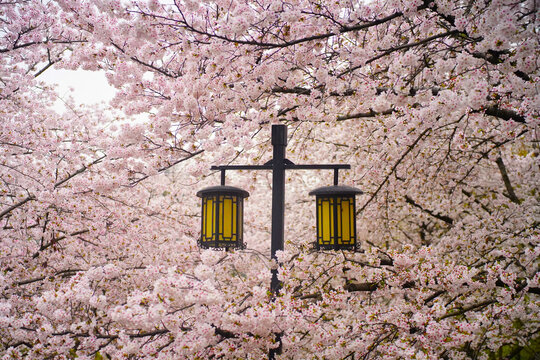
<box><xmin>210</xmin><ymin>124</ymin><xmax>350</xmax><ymax>359</ymax></box>
<box><xmin>270</xmin><ymin>125</ymin><xmax>286</xmax><ymax>295</ymax></box>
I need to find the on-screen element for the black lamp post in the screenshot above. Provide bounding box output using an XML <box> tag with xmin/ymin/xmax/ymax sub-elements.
<box><xmin>196</xmin><ymin>124</ymin><xmax>362</xmax><ymax>359</ymax></box>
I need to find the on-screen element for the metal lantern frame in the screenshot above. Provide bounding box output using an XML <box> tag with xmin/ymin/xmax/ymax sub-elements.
<box><xmin>309</xmin><ymin>185</ymin><xmax>363</xmax><ymax>251</ymax></box>
<box><xmin>196</xmin><ymin>185</ymin><xmax>249</xmax><ymax>250</ymax></box>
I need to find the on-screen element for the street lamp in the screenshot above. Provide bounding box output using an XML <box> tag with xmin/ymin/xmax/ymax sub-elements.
<box><xmin>196</xmin><ymin>124</ymin><xmax>362</xmax><ymax>359</ymax></box>
<box><xmin>196</xmin><ymin>185</ymin><xmax>249</xmax><ymax>250</ymax></box>
<box><xmin>309</xmin><ymin>185</ymin><xmax>363</xmax><ymax>251</ymax></box>
<box><xmin>197</xmin><ymin>124</ymin><xmax>362</xmax><ymax>278</ymax></box>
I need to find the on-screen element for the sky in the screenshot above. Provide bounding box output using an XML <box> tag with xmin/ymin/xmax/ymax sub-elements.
<box><xmin>39</xmin><ymin>68</ymin><xmax>117</xmax><ymax>109</ymax></box>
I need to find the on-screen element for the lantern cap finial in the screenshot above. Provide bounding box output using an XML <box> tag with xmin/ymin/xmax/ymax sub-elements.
<box><xmin>309</xmin><ymin>185</ymin><xmax>363</xmax><ymax>196</ymax></box>
<box><xmin>196</xmin><ymin>185</ymin><xmax>250</xmax><ymax>198</ymax></box>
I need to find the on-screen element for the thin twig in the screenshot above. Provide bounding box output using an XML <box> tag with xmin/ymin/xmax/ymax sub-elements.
<box><xmin>0</xmin><ymin>195</ymin><xmax>35</xmax><ymax>220</ymax></box>
<box><xmin>359</xmin><ymin>128</ymin><xmax>431</xmax><ymax>213</ymax></box>
<box><xmin>55</xmin><ymin>155</ymin><xmax>107</xmax><ymax>188</ymax></box>
<box><xmin>32</xmin><ymin>229</ymin><xmax>90</xmax><ymax>258</ymax></box>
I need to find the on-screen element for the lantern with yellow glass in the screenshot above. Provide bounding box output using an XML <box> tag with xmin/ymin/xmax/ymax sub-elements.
<box><xmin>196</xmin><ymin>185</ymin><xmax>249</xmax><ymax>250</ymax></box>
<box><xmin>309</xmin><ymin>185</ymin><xmax>363</xmax><ymax>251</ymax></box>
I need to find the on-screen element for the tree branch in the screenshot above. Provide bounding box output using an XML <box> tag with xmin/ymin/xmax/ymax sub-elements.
<box><xmin>338</xmin><ymin>108</ymin><xmax>394</xmax><ymax>121</ymax></box>
<box><xmin>51</xmin><ymin>329</ymin><xmax>170</xmax><ymax>339</ymax></box>
<box><xmin>271</xmin><ymin>85</ymin><xmax>356</xmax><ymax>97</ymax></box>
<box><xmin>111</xmin><ymin>42</ymin><xmax>178</xmax><ymax>78</ymax></box>
<box><xmin>174</xmin><ymin>10</ymin><xmax>407</xmax><ymax>49</ymax></box>
<box><xmin>438</xmin><ymin>299</ymin><xmax>495</xmax><ymax>320</ymax></box>
<box><xmin>359</xmin><ymin>128</ymin><xmax>431</xmax><ymax>213</ymax></box>
<box><xmin>338</xmin><ymin>30</ymin><xmax>459</xmax><ymax>77</ymax></box>
<box><xmin>0</xmin><ymin>38</ymin><xmax>86</xmax><ymax>53</ymax></box>
<box><xmin>495</xmin><ymin>157</ymin><xmax>520</xmax><ymax>204</ymax></box>
<box><xmin>461</xmin><ymin>189</ymin><xmax>492</xmax><ymax>214</ymax></box>
<box><xmin>404</xmin><ymin>195</ymin><xmax>454</xmax><ymax>225</ymax></box>
<box><xmin>213</xmin><ymin>326</ymin><xmax>238</xmax><ymax>339</ymax></box>
<box><xmin>484</xmin><ymin>106</ymin><xmax>525</xmax><ymax>123</ymax></box>
<box><xmin>0</xmin><ymin>195</ymin><xmax>35</xmax><ymax>220</ymax></box>
<box><xmin>344</xmin><ymin>282</ymin><xmax>379</xmax><ymax>292</ymax></box>
<box><xmin>32</xmin><ymin>229</ymin><xmax>89</xmax><ymax>258</ymax></box>
<box><xmin>129</xmin><ymin>150</ymin><xmax>203</xmax><ymax>186</ymax></box>
<box><xmin>55</xmin><ymin>155</ymin><xmax>107</xmax><ymax>188</ymax></box>
<box><xmin>471</xmin><ymin>52</ymin><xmax>531</xmax><ymax>82</ymax></box>
<box><xmin>16</xmin><ymin>268</ymin><xmax>83</xmax><ymax>286</ymax></box>
<box><xmin>424</xmin><ymin>290</ymin><xmax>446</xmax><ymax>304</ymax></box>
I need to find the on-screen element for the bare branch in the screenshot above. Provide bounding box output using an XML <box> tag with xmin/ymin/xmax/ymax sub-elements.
<box><xmin>50</xmin><ymin>329</ymin><xmax>170</xmax><ymax>339</ymax></box>
<box><xmin>0</xmin><ymin>195</ymin><xmax>35</xmax><ymax>220</ymax></box>
<box><xmin>175</xmin><ymin>10</ymin><xmax>408</xmax><ymax>49</ymax></box>
<box><xmin>344</xmin><ymin>281</ymin><xmax>379</xmax><ymax>292</ymax></box>
<box><xmin>16</xmin><ymin>268</ymin><xmax>83</xmax><ymax>286</ymax></box>
<box><xmin>404</xmin><ymin>195</ymin><xmax>454</xmax><ymax>225</ymax></box>
<box><xmin>338</xmin><ymin>108</ymin><xmax>394</xmax><ymax>121</ymax></box>
<box><xmin>0</xmin><ymin>39</ymin><xmax>86</xmax><ymax>53</ymax></box>
<box><xmin>495</xmin><ymin>157</ymin><xmax>520</xmax><ymax>204</ymax></box>
<box><xmin>338</xmin><ymin>30</ymin><xmax>460</xmax><ymax>77</ymax></box>
<box><xmin>111</xmin><ymin>42</ymin><xmax>178</xmax><ymax>78</ymax></box>
<box><xmin>55</xmin><ymin>155</ymin><xmax>107</xmax><ymax>188</ymax></box>
<box><xmin>129</xmin><ymin>150</ymin><xmax>203</xmax><ymax>186</ymax></box>
<box><xmin>32</xmin><ymin>229</ymin><xmax>90</xmax><ymax>258</ymax></box>
<box><xmin>438</xmin><ymin>300</ymin><xmax>495</xmax><ymax>320</ymax></box>
<box><xmin>359</xmin><ymin>128</ymin><xmax>432</xmax><ymax>213</ymax></box>
<box><xmin>484</xmin><ymin>106</ymin><xmax>526</xmax><ymax>123</ymax></box>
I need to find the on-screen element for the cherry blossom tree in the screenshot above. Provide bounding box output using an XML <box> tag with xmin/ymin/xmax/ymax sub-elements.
<box><xmin>1</xmin><ymin>0</ymin><xmax>539</xmax><ymax>359</ymax></box>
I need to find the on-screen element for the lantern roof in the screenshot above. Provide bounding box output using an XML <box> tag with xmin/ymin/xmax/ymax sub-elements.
<box><xmin>308</xmin><ymin>185</ymin><xmax>363</xmax><ymax>196</ymax></box>
<box><xmin>196</xmin><ymin>185</ymin><xmax>250</xmax><ymax>198</ymax></box>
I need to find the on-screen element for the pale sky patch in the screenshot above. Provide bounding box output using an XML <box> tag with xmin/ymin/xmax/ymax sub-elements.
<box><xmin>39</xmin><ymin>68</ymin><xmax>117</xmax><ymax>111</ymax></box>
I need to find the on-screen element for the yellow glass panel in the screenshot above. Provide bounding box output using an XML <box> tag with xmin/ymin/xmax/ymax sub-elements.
<box><xmin>341</xmin><ymin>199</ymin><xmax>351</xmax><ymax>243</ymax></box>
<box><xmin>222</xmin><ymin>197</ymin><xmax>233</xmax><ymax>240</ymax></box>
<box><xmin>321</xmin><ymin>198</ymin><xmax>333</xmax><ymax>244</ymax></box>
<box><xmin>204</xmin><ymin>198</ymin><xmax>214</xmax><ymax>240</ymax></box>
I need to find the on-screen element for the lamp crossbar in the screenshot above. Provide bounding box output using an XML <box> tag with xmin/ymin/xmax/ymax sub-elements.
<box><xmin>211</xmin><ymin>163</ymin><xmax>350</xmax><ymax>171</ymax></box>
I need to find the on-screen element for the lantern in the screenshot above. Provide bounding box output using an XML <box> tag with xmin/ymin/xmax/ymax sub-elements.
<box><xmin>196</xmin><ymin>185</ymin><xmax>249</xmax><ymax>250</ymax></box>
<box><xmin>309</xmin><ymin>185</ymin><xmax>363</xmax><ymax>251</ymax></box>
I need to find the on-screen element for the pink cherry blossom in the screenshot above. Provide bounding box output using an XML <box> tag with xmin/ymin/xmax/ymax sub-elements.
<box><xmin>1</xmin><ymin>0</ymin><xmax>538</xmax><ymax>358</ymax></box>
